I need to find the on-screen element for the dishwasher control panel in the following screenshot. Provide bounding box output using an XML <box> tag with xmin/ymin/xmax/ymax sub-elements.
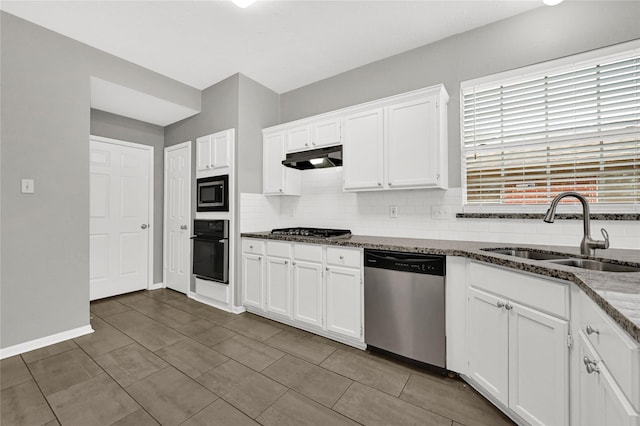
<box><xmin>364</xmin><ymin>249</ymin><xmax>445</xmax><ymax>276</ymax></box>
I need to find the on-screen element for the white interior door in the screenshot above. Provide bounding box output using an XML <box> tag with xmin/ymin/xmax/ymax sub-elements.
<box><xmin>90</xmin><ymin>137</ymin><xmax>152</xmax><ymax>300</ymax></box>
<box><xmin>164</xmin><ymin>142</ymin><xmax>191</xmax><ymax>294</ymax></box>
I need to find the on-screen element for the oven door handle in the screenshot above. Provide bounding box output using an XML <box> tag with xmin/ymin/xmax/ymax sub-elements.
<box><xmin>191</xmin><ymin>236</ymin><xmax>228</xmax><ymax>241</ymax></box>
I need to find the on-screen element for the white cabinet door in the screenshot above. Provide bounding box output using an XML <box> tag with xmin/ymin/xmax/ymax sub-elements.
<box><xmin>265</xmin><ymin>257</ymin><xmax>291</xmax><ymax>317</ymax></box>
<box><xmin>286</xmin><ymin>125</ymin><xmax>312</xmax><ymax>152</ymax></box>
<box><xmin>325</xmin><ymin>266</ymin><xmax>361</xmax><ymax>340</ymax></box>
<box><xmin>577</xmin><ymin>332</ymin><xmax>640</xmax><ymax>426</ymax></box>
<box><xmin>387</xmin><ymin>96</ymin><xmax>439</xmax><ymax>189</ymax></box>
<box><xmin>242</xmin><ymin>254</ymin><xmax>263</xmax><ymax>309</ymax></box>
<box><xmin>508</xmin><ymin>302</ymin><xmax>569</xmax><ymax>426</ymax></box>
<box><xmin>292</xmin><ymin>260</ymin><xmax>323</xmax><ymax>328</ymax></box>
<box><xmin>343</xmin><ymin>108</ymin><xmax>384</xmax><ymax>191</ymax></box>
<box><xmin>467</xmin><ymin>287</ymin><xmax>509</xmax><ymax>406</ymax></box>
<box><xmin>263</xmin><ymin>132</ymin><xmax>300</xmax><ymax>195</ymax></box>
<box><xmin>196</xmin><ymin>135</ymin><xmax>212</xmax><ymax>172</ymax></box>
<box><xmin>313</xmin><ymin>117</ymin><xmax>341</xmax><ymax>148</ymax></box>
<box><xmin>211</xmin><ymin>130</ymin><xmax>231</xmax><ymax>169</ymax></box>
<box><xmin>263</xmin><ymin>132</ymin><xmax>286</xmax><ymax>194</ymax></box>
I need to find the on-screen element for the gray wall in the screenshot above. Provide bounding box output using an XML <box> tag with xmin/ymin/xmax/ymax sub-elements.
<box><xmin>90</xmin><ymin>109</ymin><xmax>165</xmax><ymax>283</ymax></box>
<box><xmin>280</xmin><ymin>1</ymin><xmax>640</xmax><ymax>188</ymax></box>
<box><xmin>237</xmin><ymin>74</ymin><xmax>280</xmax><ymax>195</ymax></box>
<box><xmin>0</xmin><ymin>12</ymin><xmax>198</xmax><ymax>350</ymax></box>
<box><xmin>165</xmin><ymin>74</ymin><xmax>241</xmax><ymax>293</ymax></box>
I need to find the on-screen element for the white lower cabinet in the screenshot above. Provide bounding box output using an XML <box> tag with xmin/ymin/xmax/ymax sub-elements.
<box><xmin>577</xmin><ymin>331</ymin><xmax>639</xmax><ymax>426</ymax></box>
<box><xmin>241</xmin><ymin>238</ymin><xmax>363</xmax><ymax>346</ymax></box>
<box><xmin>466</xmin><ymin>262</ymin><xmax>569</xmax><ymax>426</ymax></box>
<box><xmin>241</xmin><ymin>253</ymin><xmax>263</xmax><ymax>309</ymax></box>
<box><xmin>265</xmin><ymin>256</ymin><xmax>291</xmax><ymax>317</ymax></box>
<box><xmin>325</xmin><ymin>265</ymin><xmax>362</xmax><ymax>340</ymax></box>
<box><xmin>292</xmin><ymin>260</ymin><xmax>323</xmax><ymax>327</ymax></box>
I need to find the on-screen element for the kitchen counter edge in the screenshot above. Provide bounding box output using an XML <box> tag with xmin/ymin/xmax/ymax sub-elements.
<box><xmin>241</xmin><ymin>232</ymin><xmax>640</xmax><ymax>344</ymax></box>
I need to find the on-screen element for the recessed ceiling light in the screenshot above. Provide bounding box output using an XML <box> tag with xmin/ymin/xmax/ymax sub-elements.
<box><xmin>232</xmin><ymin>0</ymin><xmax>257</xmax><ymax>8</ymax></box>
<box><xmin>542</xmin><ymin>0</ymin><xmax>564</xmax><ymax>5</ymax></box>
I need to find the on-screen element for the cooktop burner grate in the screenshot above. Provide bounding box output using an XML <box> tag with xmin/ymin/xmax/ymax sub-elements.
<box><xmin>270</xmin><ymin>227</ymin><xmax>352</xmax><ymax>239</ymax></box>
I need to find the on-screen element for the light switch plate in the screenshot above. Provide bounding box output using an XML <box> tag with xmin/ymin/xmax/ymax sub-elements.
<box><xmin>21</xmin><ymin>179</ymin><xmax>35</xmax><ymax>194</ymax></box>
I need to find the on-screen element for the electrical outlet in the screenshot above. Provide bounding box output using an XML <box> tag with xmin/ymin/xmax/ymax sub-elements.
<box><xmin>389</xmin><ymin>206</ymin><xmax>398</xmax><ymax>218</ymax></box>
<box><xmin>431</xmin><ymin>205</ymin><xmax>451</xmax><ymax>220</ymax></box>
<box><xmin>21</xmin><ymin>179</ymin><xmax>35</xmax><ymax>194</ymax></box>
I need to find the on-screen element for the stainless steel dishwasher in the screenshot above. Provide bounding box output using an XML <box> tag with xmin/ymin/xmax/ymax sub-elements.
<box><xmin>364</xmin><ymin>249</ymin><xmax>446</xmax><ymax>368</ymax></box>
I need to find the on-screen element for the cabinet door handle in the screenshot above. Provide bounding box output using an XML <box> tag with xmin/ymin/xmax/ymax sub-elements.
<box><xmin>505</xmin><ymin>303</ymin><xmax>513</xmax><ymax>311</ymax></box>
<box><xmin>586</xmin><ymin>363</ymin><xmax>600</xmax><ymax>374</ymax></box>
<box><xmin>586</xmin><ymin>325</ymin><xmax>600</xmax><ymax>335</ymax></box>
<box><xmin>249</xmin><ymin>245</ymin><xmax>253</xmax><ymax>249</ymax></box>
<box><xmin>325</xmin><ymin>267</ymin><xmax>329</xmax><ymax>271</ymax></box>
<box><xmin>141</xmin><ymin>224</ymin><xmax>149</xmax><ymax>229</ymax></box>
<box><xmin>180</xmin><ymin>225</ymin><xmax>187</xmax><ymax>230</ymax></box>
<box><xmin>377</xmin><ymin>182</ymin><xmax>382</xmax><ymax>186</ymax></box>
<box><xmin>258</xmin><ymin>256</ymin><xmax>262</xmax><ymax>260</ymax></box>
<box><xmin>284</xmin><ymin>260</ymin><xmax>288</xmax><ymax>265</ymax></box>
<box><xmin>292</xmin><ymin>261</ymin><xmax>296</xmax><ymax>265</ymax></box>
<box><xmin>496</xmin><ymin>301</ymin><xmax>505</xmax><ymax>308</ymax></box>
<box><xmin>279</xmin><ymin>188</ymin><xmax>283</xmax><ymax>193</ymax></box>
<box><xmin>339</xmin><ymin>255</ymin><xmax>344</xmax><ymax>260</ymax></box>
<box><xmin>206</xmin><ymin>165</ymin><xmax>211</xmax><ymax>169</ymax></box>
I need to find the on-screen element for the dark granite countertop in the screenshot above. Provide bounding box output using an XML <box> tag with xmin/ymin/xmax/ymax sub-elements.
<box><xmin>242</xmin><ymin>231</ymin><xmax>640</xmax><ymax>344</ymax></box>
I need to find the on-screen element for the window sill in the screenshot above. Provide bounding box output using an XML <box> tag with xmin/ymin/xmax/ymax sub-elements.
<box><xmin>456</xmin><ymin>213</ymin><xmax>640</xmax><ymax>221</ymax></box>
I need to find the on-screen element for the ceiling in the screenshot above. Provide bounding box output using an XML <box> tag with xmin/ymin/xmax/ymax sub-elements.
<box><xmin>1</xmin><ymin>0</ymin><xmax>543</xmax><ymax>94</ymax></box>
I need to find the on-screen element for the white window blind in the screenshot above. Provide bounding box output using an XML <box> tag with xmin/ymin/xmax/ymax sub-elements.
<box><xmin>462</xmin><ymin>43</ymin><xmax>640</xmax><ymax>210</ymax></box>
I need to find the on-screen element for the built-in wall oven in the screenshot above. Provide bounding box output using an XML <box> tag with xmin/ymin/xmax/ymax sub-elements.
<box><xmin>192</xmin><ymin>219</ymin><xmax>229</xmax><ymax>284</ymax></box>
<box><xmin>196</xmin><ymin>175</ymin><xmax>229</xmax><ymax>212</ymax></box>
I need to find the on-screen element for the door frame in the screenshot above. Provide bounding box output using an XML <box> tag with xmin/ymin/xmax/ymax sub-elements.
<box><xmin>163</xmin><ymin>141</ymin><xmax>192</xmax><ymax>291</ymax></box>
<box><xmin>90</xmin><ymin>135</ymin><xmax>155</xmax><ymax>291</ymax></box>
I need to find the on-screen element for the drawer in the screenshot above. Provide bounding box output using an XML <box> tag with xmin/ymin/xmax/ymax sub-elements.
<box><xmin>294</xmin><ymin>243</ymin><xmax>323</xmax><ymax>262</ymax></box>
<box><xmin>327</xmin><ymin>247</ymin><xmax>361</xmax><ymax>268</ymax></box>
<box><xmin>579</xmin><ymin>291</ymin><xmax>640</xmax><ymax>410</ymax></box>
<box><xmin>469</xmin><ymin>262</ymin><xmax>569</xmax><ymax>319</ymax></box>
<box><xmin>266</xmin><ymin>241</ymin><xmax>292</xmax><ymax>258</ymax></box>
<box><xmin>242</xmin><ymin>239</ymin><xmax>264</xmax><ymax>254</ymax></box>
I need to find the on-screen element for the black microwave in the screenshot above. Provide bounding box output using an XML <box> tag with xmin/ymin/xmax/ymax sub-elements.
<box><xmin>197</xmin><ymin>175</ymin><xmax>229</xmax><ymax>212</ymax></box>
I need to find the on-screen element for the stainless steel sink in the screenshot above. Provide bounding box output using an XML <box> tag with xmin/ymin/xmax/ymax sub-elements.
<box><xmin>545</xmin><ymin>258</ymin><xmax>640</xmax><ymax>273</ymax></box>
<box><xmin>482</xmin><ymin>248</ymin><xmax>640</xmax><ymax>273</ymax></box>
<box><xmin>481</xmin><ymin>248</ymin><xmax>571</xmax><ymax>261</ymax></box>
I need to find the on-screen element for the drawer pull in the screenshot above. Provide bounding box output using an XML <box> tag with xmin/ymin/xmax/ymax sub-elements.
<box><xmin>339</xmin><ymin>255</ymin><xmax>344</xmax><ymax>260</ymax></box>
<box><xmin>586</xmin><ymin>325</ymin><xmax>600</xmax><ymax>335</ymax></box>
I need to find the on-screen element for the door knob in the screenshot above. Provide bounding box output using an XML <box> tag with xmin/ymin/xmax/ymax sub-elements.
<box><xmin>141</xmin><ymin>224</ymin><xmax>148</xmax><ymax>229</ymax></box>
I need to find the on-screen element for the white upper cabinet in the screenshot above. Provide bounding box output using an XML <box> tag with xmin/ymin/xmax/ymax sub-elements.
<box><xmin>343</xmin><ymin>108</ymin><xmax>384</xmax><ymax>191</ymax></box>
<box><xmin>387</xmin><ymin>96</ymin><xmax>440</xmax><ymax>189</ymax></box>
<box><xmin>313</xmin><ymin>117</ymin><xmax>342</xmax><ymax>148</ymax></box>
<box><xmin>286</xmin><ymin>124</ymin><xmax>312</xmax><ymax>152</ymax></box>
<box><xmin>196</xmin><ymin>129</ymin><xmax>232</xmax><ymax>174</ymax></box>
<box><xmin>263</xmin><ymin>131</ymin><xmax>301</xmax><ymax>196</ymax></box>
<box><xmin>343</xmin><ymin>84</ymin><xmax>449</xmax><ymax>191</ymax></box>
<box><xmin>286</xmin><ymin>117</ymin><xmax>342</xmax><ymax>153</ymax></box>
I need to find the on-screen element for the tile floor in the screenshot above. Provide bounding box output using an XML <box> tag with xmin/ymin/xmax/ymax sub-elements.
<box><xmin>1</xmin><ymin>289</ymin><xmax>515</xmax><ymax>426</ymax></box>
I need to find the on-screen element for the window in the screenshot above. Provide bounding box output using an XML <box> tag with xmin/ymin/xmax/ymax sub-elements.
<box><xmin>461</xmin><ymin>41</ymin><xmax>640</xmax><ymax>212</ymax></box>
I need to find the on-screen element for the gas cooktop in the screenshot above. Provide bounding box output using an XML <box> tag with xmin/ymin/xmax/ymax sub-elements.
<box><xmin>270</xmin><ymin>227</ymin><xmax>352</xmax><ymax>239</ymax></box>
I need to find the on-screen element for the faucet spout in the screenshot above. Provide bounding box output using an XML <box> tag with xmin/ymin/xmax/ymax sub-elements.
<box><xmin>543</xmin><ymin>192</ymin><xmax>609</xmax><ymax>256</ymax></box>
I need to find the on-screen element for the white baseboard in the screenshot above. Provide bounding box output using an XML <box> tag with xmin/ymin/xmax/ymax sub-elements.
<box><xmin>189</xmin><ymin>292</ymin><xmax>245</xmax><ymax>315</ymax></box>
<box><xmin>148</xmin><ymin>282</ymin><xmax>165</xmax><ymax>291</ymax></box>
<box><xmin>0</xmin><ymin>325</ymin><xmax>94</xmax><ymax>360</ymax></box>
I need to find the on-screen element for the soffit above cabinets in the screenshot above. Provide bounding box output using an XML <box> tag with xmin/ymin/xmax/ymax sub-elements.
<box><xmin>90</xmin><ymin>77</ymin><xmax>200</xmax><ymax>127</ymax></box>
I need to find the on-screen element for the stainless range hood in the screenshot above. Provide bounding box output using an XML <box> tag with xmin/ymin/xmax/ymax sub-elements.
<box><xmin>282</xmin><ymin>145</ymin><xmax>342</xmax><ymax>170</ymax></box>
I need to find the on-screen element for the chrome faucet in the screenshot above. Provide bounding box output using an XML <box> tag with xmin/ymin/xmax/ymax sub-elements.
<box><xmin>543</xmin><ymin>191</ymin><xmax>609</xmax><ymax>256</ymax></box>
